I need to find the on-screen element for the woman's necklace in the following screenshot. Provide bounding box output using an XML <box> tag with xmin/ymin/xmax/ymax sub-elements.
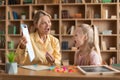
<box><xmin>41</xmin><ymin>37</ymin><xmax>46</xmax><ymax>43</ymax></box>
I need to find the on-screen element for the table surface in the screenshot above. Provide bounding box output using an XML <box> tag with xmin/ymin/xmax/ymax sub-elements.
<box><xmin>1</xmin><ymin>66</ymin><xmax>120</xmax><ymax>80</ymax></box>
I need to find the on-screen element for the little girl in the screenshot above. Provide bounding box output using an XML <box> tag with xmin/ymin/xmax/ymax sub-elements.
<box><xmin>74</xmin><ymin>24</ymin><xmax>102</xmax><ymax>65</ymax></box>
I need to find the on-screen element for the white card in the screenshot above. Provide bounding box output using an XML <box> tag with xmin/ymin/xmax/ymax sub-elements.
<box><xmin>21</xmin><ymin>65</ymin><xmax>50</xmax><ymax>71</ymax></box>
<box><xmin>21</xmin><ymin>24</ymin><xmax>35</xmax><ymax>62</ymax></box>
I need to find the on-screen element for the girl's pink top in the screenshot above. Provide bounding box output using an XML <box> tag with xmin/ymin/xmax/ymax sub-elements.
<box><xmin>74</xmin><ymin>50</ymin><xmax>101</xmax><ymax>65</ymax></box>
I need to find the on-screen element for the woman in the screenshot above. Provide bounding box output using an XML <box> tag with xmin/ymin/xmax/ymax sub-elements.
<box><xmin>74</xmin><ymin>24</ymin><xmax>102</xmax><ymax>65</ymax></box>
<box><xmin>15</xmin><ymin>10</ymin><xmax>61</xmax><ymax>66</ymax></box>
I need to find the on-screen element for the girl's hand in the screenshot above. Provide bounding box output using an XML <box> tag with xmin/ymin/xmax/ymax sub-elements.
<box><xmin>19</xmin><ymin>36</ymin><xmax>27</xmax><ymax>49</ymax></box>
<box><xmin>46</xmin><ymin>52</ymin><xmax>55</xmax><ymax>65</ymax></box>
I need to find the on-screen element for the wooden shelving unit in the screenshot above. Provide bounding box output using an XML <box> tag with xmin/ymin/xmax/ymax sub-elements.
<box><xmin>0</xmin><ymin>0</ymin><xmax>120</xmax><ymax>71</ymax></box>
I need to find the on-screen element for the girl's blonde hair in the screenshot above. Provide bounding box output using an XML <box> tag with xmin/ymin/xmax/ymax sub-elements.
<box><xmin>78</xmin><ymin>24</ymin><xmax>102</xmax><ymax>64</ymax></box>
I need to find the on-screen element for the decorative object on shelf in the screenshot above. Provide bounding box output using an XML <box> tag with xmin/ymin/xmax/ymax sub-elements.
<box><xmin>50</xmin><ymin>30</ymin><xmax>55</xmax><ymax>35</ymax></box>
<box><xmin>111</xmin><ymin>15</ymin><xmax>116</xmax><ymax>19</ymax></box>
<box><xmin>94</xmin><ymin>13</ymin><xmax>100</xmax><ymax>18</ymax></box>
<box><xmin>62</xmin><ymin>59</ymin><xmax>69</xmax><ymax>66</ymax></box>
<box><xmin>5</xmin><ymin>51</ymin><xmax>18</xmax><ymax>74</ymax></box>
<box><xmin>74</xmin><ymin>13</ymin><xmax>82</xmax><ymax>18</ymax></box>
<box><xmin>102</xmin><ymin>30</ymin><xmax>112</xmax><ymax>35</ymax></box>
<box><xmin>71</xmin><ymin>47</ymin><xmax>77</xmax><ymax>51</ymax></box>
<box><xmin>54</xmin><ymin>14</ymin><xmax>57</xmax><ymax>19</ymax></box>
<box><xmin>109</xmin><ymin>47</ymin><xmax>116</xmax><ymax>50</ymax></box>
<box><xmin>21</xmin><ymin>12</ymin><xmax>27</xmax><ymax>20</ymax></box>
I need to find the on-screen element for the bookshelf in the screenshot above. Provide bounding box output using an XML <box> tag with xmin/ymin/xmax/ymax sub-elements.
<box><xmin>0</xmin><ymin>0</ymin><xmax>120</xmax><ymax>71</ymax></box>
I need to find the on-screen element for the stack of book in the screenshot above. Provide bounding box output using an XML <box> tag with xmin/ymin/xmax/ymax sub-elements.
<box><xmin>8</xmin><ymin>0</ymin><xmax>17</xmax><ymax>5</ymax></box>
<box><xmin>62</xmin><ymin>10</ymin><xmax>69</xmax><ymax>18</ymax></box>
<box><xmin>8</xmin><ymin>25</ymin><xmax>17</xmax><ymax>34</ymax></box>
<box><xmin>23</xmin><ymin>0</ymin><xmax>33</xmax><ymax>4</ymax></box>
<box><xmin>0</xmin><ymin>36</ymin><xmax>5</xmax><ymax>48</ymax></box>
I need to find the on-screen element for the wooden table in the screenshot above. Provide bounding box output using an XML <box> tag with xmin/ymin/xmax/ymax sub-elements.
<box><xmin>0</xmin><ymin>67</ymin><xmax>120</xmax><ymax>80</ymax></box>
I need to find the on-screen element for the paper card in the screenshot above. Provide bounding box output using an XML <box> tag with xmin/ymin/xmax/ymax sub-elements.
<box><xmin>21</xmin><ymin>65</ymin><xmax>50</xmax><ymax>71</ymax></box>
<box><xmin>21</xmin><ymin>24</ymin><xmax>35</xmax><ymax>62</ymax></box>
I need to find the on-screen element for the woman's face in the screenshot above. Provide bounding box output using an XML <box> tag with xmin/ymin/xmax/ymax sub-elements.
<box><xmin>73</xmin><ymin>27</ymin><xmax>86</xmax><ymax>48</ymax></box>
<box><xmin>36</xmin><ymin>15</ymin><xmax>51</xmax><ymax>35</ymax></box>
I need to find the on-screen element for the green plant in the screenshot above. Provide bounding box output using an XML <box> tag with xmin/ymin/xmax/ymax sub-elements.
<box><xmin>7</xmin><ymin>51</ymin><xmax>16</xmax><ymax>63</ymax></box>
<box><xmin>21</xmin><ymin>12</ymin><xmax>26</xmax><ymax>15</ymax></box>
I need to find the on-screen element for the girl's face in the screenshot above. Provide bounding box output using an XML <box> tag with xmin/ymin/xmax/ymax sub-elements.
<box><xmin>36</xmin><ymin>15</ymin><xmax>51</xmax><ymax>35</ymax></box>
<box><xmin>73</xmin><ymin>27</ymin><xmax>87</xmax><ymax>48</ymax></box>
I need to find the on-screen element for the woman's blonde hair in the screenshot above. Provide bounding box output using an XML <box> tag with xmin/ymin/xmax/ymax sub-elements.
<box><xmin>78</xmin><ymin>24</ymin><xmax>102</xmax><ymax>63</ymax></box>
<box><xmin>33</xmin><ymin>10</ymin><xmax>51</xmax><ymax>25</ymax></box>
<box><xmin>29</xmin><ymin>10</ymin><xmax>51</xmax><ymax>33</ymax></box>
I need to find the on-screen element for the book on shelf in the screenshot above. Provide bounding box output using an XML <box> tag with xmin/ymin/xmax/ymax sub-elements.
<box><xmin>102</xmin><ymin>8</ymin><xmax>108</xmax><ymax>19</ymax></box>
<box><xmin>0</xmin><ymin>36</ymin><xmax>5</xmax><ymax>48</ymax></box>
<box><xmin>66</xmin><ymin>25</ymin><xmax>75</xmax><ymax>35</ymax></box>
<box><xmin>76</xmin><ymin>0</ymin><xmax>82</xmax><ymax>3</ymax></box>
<box><xmin>8</xmin><ymin>12</ymin><xmax>10</xmax><ymax>20</ymax></box>
<box><xmin>12</xmin><ymin>11</ymin><xmax>19</xmax><ymax>19</ymax></box>
<box><xmin>102</xmin><ymin>41</ymin><xmax>107</xmax><ymax>50</ymax></box>
<box><xmin>87</xmin><ymin>8</ymin><xmax>94</xmax><ymax>18</ymax></box>
<box><xmin>8</xmin><ymin>25</ymin><xmax>17</xmax><ymax>34</ymax></box>
<box><xmin>8</xmin><ymin>0</ymin><xmax>17</xmax><ymax>5</ymax></box>
<box><xmin>61</xmin><ymin>41</ymin><xmax>68</xmax><ymax>50</ymax></box>
<box><xmin>70</xmin><ymin>25</ymin><xmax>74</xmax><ymax>35</ymax></box>
<box><xmin>82</xmin><ymin>0</ymin><xmax>85</xmax><ymax>3</ymax></box>
<box><xmin>62</xmin><ymin>10</ymin><xmax>69</xmax><ymax>18</ymax></box>
<box><xmin>94</xmin><ymin>0</ymin><xmax>99</xmax><ymax>3</ymax></box>
<box><xmin>23</xmin><ymin>0</ymin><xmax>33</xmax><ymax>4</ymax></box>
<box><xmin>8</xmin><ymin>11</ymin><xmax>13</xmax><ymax>20</ymax></box>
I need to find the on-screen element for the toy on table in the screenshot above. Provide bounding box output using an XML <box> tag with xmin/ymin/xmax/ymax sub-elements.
<box><xmin>49</xmin><ymin>66</ymin><xmax>77</xmax><ymax>73</ymax></box>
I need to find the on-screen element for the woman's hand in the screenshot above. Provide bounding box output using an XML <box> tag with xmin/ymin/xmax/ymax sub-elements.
<box><xmin>19</xmin><ymin>36</ymin><xmax>27</xmax><ymax>49</ymax></box>
<box><xmin>46</xmin><ymin>52</ymin><xmax>55</xmax><ymax>65</ymax></box>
